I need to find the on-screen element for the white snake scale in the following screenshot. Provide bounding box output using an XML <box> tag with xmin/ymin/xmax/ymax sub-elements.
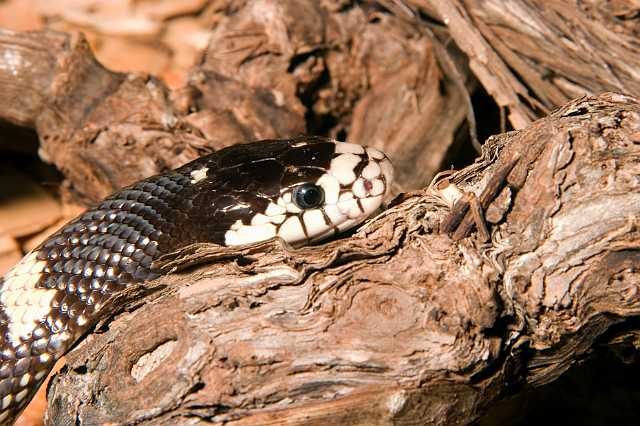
<box><xmin>0</xmin><ymin>137</ymin><xmax>394</xmax><ymax>423</ymax></box>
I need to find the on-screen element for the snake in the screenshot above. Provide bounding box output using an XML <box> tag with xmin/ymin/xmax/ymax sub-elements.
<box><xmin>0</xmin><ymin>136</ymin><xmax>394</xmax><ymax>424</ymax></box>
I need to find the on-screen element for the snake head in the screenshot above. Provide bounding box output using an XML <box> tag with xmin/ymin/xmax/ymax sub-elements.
<box><xmin>206</xmin><ymin>138</ymin><xmax>394</xmax><ymax>247</ymax></box>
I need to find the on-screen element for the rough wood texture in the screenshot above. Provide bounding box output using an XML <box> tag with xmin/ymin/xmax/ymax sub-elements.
<box><xmin>0</xmin><ymin>27</ymin><xmax>306</xmax><ymax>204</ymax></box>
<box><xmin>0</xmin><ymin>30</ymin><xmax>214</xmax><ymax>204</ymax></box>
<box><xmin>2</xmin><ymin>1</ymin><xmax>640</xmax><ymax>424</ymax></box>
<box><xmin>0</xmin><ymin>2</ymin><xmax>474</xmax><ymax>203</ymax></box>
<box><xmin>413</xmin><ymin>0</ymin><xmax>640</xmax><ymax>130</ymax></box>
<box><xmin>181</xmin><ymin>0</ymin><xmax>473</xmax><ymax>190</ymax></box>
<box><xmin>42</xmin><ymin>93</ymin><xmax>640</xmax><ymax>424</ymax></box>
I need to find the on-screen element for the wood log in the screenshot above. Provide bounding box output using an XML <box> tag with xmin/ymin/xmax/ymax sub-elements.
<box><xmin>43</xmin><ymin>92</ymin><xmax>640</xmax><ymax>425</ymax></box>
<box><xmin>414</xmin><ymin>0</ymin><xmax>640</xmax><ymax>130</ymax></box>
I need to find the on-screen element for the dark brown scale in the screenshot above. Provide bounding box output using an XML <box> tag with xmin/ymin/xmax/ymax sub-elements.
<box><xmin>281</xmin><ymin>167</ymin><xmax>325</xmax><ymax>188</ymax></box>
<box><xmin>0</xmin><ymin>381</ymin><xmax>11</xmax><ymax>398</ymax></box>
<box><xmin>0</xmin><ymin>365</ymin><xmax>10</xmax><ymax>380</ymax></box>
<box><xmin>0</xmin><ymin>169</ymin><xmax>193</xmax><ymax>420</ymax></box>
<box><xmin>280</xmin><ymin>142</ymin><xmax>335</xmax><ymax>167</ymax></box>
<box><xmin>14</xmin><ymin>345</ymin><xmax>29</xmax><ymax>361</ymax></box>
<box><xmin>12</xmin><ymin>361</ymin><xmax>28</xmax><ymax>378</ymax></box>
<box><xmin>352</xmin><ymin>158</ymin><xmax>368</xmax><ymax>179</ymax></box>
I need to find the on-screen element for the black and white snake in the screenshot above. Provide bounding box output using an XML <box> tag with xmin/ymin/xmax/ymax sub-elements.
<box><xmin>0</xmin><ymin>137</ymin><xmax>394</xmax><ymax>423</ymax></box>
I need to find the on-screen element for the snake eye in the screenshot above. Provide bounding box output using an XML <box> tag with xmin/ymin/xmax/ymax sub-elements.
<box><xmin>292</xmin><ymin>183</ymin><xmax>325</xmax><ymax>209</ymax></box>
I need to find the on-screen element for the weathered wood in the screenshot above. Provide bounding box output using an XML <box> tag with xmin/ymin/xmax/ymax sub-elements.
<box><xmin>0</xmin><ymin>1</ymin><xmax>474</xmax><ymax>201</ymax></box>
<box><xmin>414</xmin><ymin>0</ymin><xmax>640</xmax><ymax>130</ymax></box>
<box><xmin>0</xmin><ymin>29</ymin><xmax>214</xmax><ymax>204</ymax></box>
<box><xmin>43</xmin><ymin>93</ymin><xmax>640</xmax><ymax>425</ymax></box>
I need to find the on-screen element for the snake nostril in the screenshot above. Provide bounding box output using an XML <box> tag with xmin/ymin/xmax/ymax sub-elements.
<box><xmin>363</xmin><ymin>179</ymin><xmax>374</xmax><ymax>193</ymax></box>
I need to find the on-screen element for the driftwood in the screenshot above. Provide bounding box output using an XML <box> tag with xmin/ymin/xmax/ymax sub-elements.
<box><xmin>2</xmin><ymin>1</ymin><xmax>640</xmax><ymax>425</ymax></box>
<box><xmin>417</xmin><ymin>0</ymin><xmax>640</xmax><ymax>128</ymax></box>
<box><xmin>38</xmin><ymin>92</ymin><xmax>640</xmax><ymax>425</ymax></box>
<box><xmin>0</xmin><ymin>2</ymin><xmax>473</xmax><ymax>204</ymax></box>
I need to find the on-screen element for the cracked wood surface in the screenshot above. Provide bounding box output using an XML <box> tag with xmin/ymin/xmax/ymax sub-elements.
<box><xmin>41</xmin><ymin>93</ymin><xmax>640</xmax><ymax>425</ymax></box>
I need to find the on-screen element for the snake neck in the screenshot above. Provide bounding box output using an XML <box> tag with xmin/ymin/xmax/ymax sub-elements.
<box><xmin>0</xmin><ymin>168</ymin><xmax>198</xmax><ymax>423</ymax></box>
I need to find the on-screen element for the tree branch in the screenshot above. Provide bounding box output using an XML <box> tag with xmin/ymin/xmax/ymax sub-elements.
<box><xmin>45</xmin><ymin>93</ymin><xmax>640</xmax><ymax>425</ymax></box>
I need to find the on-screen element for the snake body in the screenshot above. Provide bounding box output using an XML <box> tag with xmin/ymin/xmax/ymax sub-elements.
<box><xmin>0</xmin><ymin>137</ymin><xmax>393</xmax><ymax>423</ymax></box>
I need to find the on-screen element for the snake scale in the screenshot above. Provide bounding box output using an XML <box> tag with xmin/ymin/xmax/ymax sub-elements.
<box><xmin>0</xmin><ymin>137</ymin><xmax>394</xmax><ymax>423</ymax></box>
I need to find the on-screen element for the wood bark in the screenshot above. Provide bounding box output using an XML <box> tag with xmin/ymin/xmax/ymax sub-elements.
<box><xmin>416</xmin><ymin>0</ymin><xmax>640</xmax><ymax>128</ymax></box>
<box><xmin>1</xmin><ymin>1</ymin><xmax>640</xmax><ymax>425</ymax></box>
<box><xmin>41</xmin><ymin>92</ymin><xmax>640</xmax><ymax>425</ymax></box>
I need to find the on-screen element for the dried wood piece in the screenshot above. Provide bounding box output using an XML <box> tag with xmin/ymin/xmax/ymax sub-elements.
<box><xmin>453</xmin><ymin>192</ymin><xmax>488</xmax><ymax>242</ymax></box>
<box><xmin>347</xmin><ymin>30</ymin><xmax>471</xmax><ymax>190</ymax></box>
<box><xmin>181</xmin><ymin>70</ymin><xmax>306</xmax><ymax>145</ymax></box>
<box><xmin>0</xmin><ymin>28</ymin><xmax>306</xmax><ymax>204</ymax></box>
<box><xmin>465</xmin><ymin>0</ymin><xmax>640</xmax><ymax>101</ymax></box>
<box><xmin>0</xmin><ymin>166</ymin><xmax>61</xmax><ymax>238</ymax></box>
<box><xmin>198</xmin><ymin>0</ymin><xmax>472</xmax><ymax>189</ymax></box>
<box><xmin>416</xmin><ymin>0</ymin><xmax>541</xmax><ymax>129</ymax></box>
<box><xmin>0</xmin><ymin>29</ymin><xmax>191</xmax><ymax>202</ymax></box>
<box><xmin>46</xmin><ymin>93</ymin><xmax>640</xmax><ymax>425</ymax></box>
<box><xmin>442</xmin><ymin>154</ymin><xmax>519</xmax><ymax>240</ymax></box>
<box><xmin>414</xmin><ymin>0</ymin><xmax>640</xmax><ymax>130</ymax></box>
<box><xmin>1</xmin><ymin>1</ymin><xmax>474</xmax><ymax>201</ymax></box>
